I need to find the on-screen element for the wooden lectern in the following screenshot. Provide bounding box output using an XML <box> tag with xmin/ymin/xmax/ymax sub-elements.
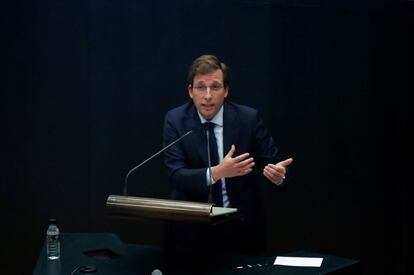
<box><xmin>106</xmin><ymin>195</ymin><xmax>241</xmax><ymax>270</ymax></box>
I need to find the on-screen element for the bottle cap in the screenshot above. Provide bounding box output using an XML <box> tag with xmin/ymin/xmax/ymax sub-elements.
<box><xmin>49</xmin><ymin>218</ymin><xmax>57</xmax><ymax>224</ymax></box>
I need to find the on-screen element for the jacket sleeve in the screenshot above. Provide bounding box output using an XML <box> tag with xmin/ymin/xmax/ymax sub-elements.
<box><xmin>252</xmin><ymin>111</ymin><xmax>280</xmax><ymax>167</ymax></box>
<box><xmin>251</xmin><ymin>110</ymin><xmax>287</xmax><ymax>187</ymax></box>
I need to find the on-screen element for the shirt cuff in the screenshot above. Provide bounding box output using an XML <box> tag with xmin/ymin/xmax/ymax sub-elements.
<box><xmin>206</xmin><ymin>168</ymin><xmax>216</xmax><ymax>187</ymax></box>
<box><xmin>275</xmin><ymin>178</ymin><xmax>284</xmax><ymax>186</ymax></box>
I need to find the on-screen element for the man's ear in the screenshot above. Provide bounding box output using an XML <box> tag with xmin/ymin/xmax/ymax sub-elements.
<box><xmin>188</xmin><ymin>84</ymin><xmax>193</xmax><ymax>99</ymax></box>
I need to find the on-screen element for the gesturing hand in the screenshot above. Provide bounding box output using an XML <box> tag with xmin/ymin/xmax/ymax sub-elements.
<box><xmin>263</xmin><ymin>158</ymin><xmax>294</xmax><ymax>185</ymax></box>
<box><xmin>211</xmin><ymin>145</ymin><xmax>255</xmax><ymax>181</ymax></box>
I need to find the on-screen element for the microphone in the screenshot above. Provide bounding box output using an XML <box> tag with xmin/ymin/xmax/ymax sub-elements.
<box><xmin>123</xmin><ymin>130</ymin><xmax>193</xmax><ymax>196</ymax></box>
<box><xmin>206</xmin><ymin>128</ymin><xmax>213</xmax><ymax>203</ymax></box>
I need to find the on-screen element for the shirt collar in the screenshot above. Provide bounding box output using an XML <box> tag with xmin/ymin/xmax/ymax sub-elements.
<box><xmin>197</xmin><ymin>105</ymin><xmax>224</xmax><ymax>127</ymax></box>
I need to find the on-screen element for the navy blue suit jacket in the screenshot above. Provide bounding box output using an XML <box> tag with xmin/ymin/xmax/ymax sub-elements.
<box><xmin>163</xmin><ymin>100</ymin><xmax>280</xmax><ymax>231</ymax></box>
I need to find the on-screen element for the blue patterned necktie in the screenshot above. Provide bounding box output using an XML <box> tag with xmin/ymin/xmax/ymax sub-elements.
<box><xmin>203</xmin><ymin>122</ymin><xmax>223</xmax><ymax>207</ymax></box>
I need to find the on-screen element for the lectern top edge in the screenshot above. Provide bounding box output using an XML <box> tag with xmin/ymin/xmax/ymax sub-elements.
<box><xmin>106</xmin><ymin>195</ymin><xmax>239</xmax><ymax>224</ymax></box>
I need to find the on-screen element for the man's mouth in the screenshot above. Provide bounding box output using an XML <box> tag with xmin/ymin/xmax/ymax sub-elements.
<box><xmin>202</xmin><ymin>104</ymin><xmax>214</xmax><ymax>109</ymax></box>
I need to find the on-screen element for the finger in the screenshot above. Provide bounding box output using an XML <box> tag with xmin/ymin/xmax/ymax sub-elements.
<box><xmin>274</xmin><ymin>166</ymin><xmax>285</xmax><ymax>174</ymax></box>
<box><xmin>263</xmin><ymin>170</ymin><xmax>272</xmax><ymax>180</ymax></box>
<box><xmin>237</xmin><ymin>162</ymin><xmax>255</xmax><ymax>173</ymax></box>
<box><xmin>277</xmin><ymin>158</ymin><xmax>294</xmax><ymax>167</ymax></box>
<box><xmin>233</xmin><ymin>160</ymin><xmax>254</xmax><ymax>176</ymax></box>
<box><xmin>225</xmin><ymin>145</ymin><xmax>236</xmax><ymax>158</ymax></box>
<box><xmin>265</xmin><ymin>164</ymin><xmax>284</xmax><ymax>174</ymax></box>
<box><xmin>233</xmin><ymin>153</ymin><xmax>251</xmax><ymax>162</ymax></box>
<box><xmin>241</xmin><ymin>167</ymin><xmax>253</xmax><ymax>175</ymax></box>
<box><xmin>245</xmin><ymin>160</ymin><xmax>255</xmax><ymax>169</ymax></box>
<box><xmin>263</xmin><ymin>169</ymin><xmax>277</xmax><ymax>181</ymax></box>
<box><xmin>263</xmin><ymin>169</ymin><xmax>283</xmax><ymax>183</ymax></box>
<box><xmin>264</xmin><ymin>166</ymin><xmax>284</xmax><ymax>178</ymax></box>
<box><xmin>234</xmin><ymin>157</ymin><xmax>254</xmax><ymax>168</ymax></box>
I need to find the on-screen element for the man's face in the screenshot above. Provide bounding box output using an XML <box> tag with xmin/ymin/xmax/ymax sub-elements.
<box><xmin>188</xmin><ymin>69</ymin><xmax>228</xmax><ymax>120</ymax></box>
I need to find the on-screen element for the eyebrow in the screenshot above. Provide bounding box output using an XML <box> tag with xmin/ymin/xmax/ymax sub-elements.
<box><xmin>194</xmin><ymin>80</ymin><xmax>222</xmax><ymax>85</ymax></box>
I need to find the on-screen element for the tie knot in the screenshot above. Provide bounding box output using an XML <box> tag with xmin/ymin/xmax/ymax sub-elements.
<box><xmin>203</xmin><ymin>122</ymin><xmax>216</xmax><ymax>132</ymax></box>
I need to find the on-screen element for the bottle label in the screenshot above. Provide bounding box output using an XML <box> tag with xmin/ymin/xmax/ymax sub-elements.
<box><xmin>47</xmin><ymin>234</ymin><xmax>59</xmax><ymax>241</ymax></box>
<box><xmin>47</xmin><ymin>229</ymin><xmax>60</xmax><ymax>260</ymax></box>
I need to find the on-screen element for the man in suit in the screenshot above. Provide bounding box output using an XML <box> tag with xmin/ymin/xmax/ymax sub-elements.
<box><xmin>163</xmin><ymin>54</ymin><xmax>293</xmax><ymax>254</ymax></box>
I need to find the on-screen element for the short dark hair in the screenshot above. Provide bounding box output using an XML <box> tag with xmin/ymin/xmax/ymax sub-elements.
<box><xmin>187</xmin><ymin>54</ymin><xmax>230</xmax><ymax>88</ymax></box>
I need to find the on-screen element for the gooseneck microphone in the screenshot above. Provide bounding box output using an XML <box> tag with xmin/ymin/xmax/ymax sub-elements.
<box><xmin>206</xmin><ymin>129</ymin><xmax>213</xmax><ymax>203</ymax></box>
<box><xmin>123</xmin><ymin>130</ymin><xmax>193</xmax><ymax>196</ymax></box>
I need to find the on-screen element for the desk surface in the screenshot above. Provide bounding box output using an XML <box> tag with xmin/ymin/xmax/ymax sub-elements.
<box><xmin>33</xmin><ymin>233</ymin><xmax>360</xmax><ymax>275</ymax></box>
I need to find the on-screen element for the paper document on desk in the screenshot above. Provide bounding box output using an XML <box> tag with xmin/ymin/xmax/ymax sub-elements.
<box><xmin>210</xmin><ymin>207</ymin><xmax>237</xmax><ymax>216</ymax></box>
<box><xmin>274</xmin><ymin>256</ymin><xmax>323</xmax><ymax>267</ymax></box>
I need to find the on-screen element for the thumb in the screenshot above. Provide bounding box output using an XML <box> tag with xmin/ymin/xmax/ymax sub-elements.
<box><xmin>225</xmin><ymin>145</ymin><xmax>236</xmax><ymax>158</ymax></box>
<box><xmin>277</xmin><ymin>157</ymin><xmax>294</xmax><ymax>168</ymax></box>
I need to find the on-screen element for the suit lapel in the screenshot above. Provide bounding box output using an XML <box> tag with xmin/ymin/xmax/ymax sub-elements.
<box><xmin>223</xmin><ymin>101</ymin><xmax>240</xmax><ymax>156</ymax></box>
<box><xmin>222</xmin><ymin>101</ymin><xmax>240</xmax><ymax>202</ymax></box>
<box><xmin>184</xmin><ymin>103</ymin><xmax>209</xmax><ymax>166</ymax></box>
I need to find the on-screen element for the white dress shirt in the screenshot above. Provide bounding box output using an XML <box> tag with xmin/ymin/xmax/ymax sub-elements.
<box><xmin>197</xmin><ymin>106</ymin><xmax>230</xmax><ymax>207</ymax></box>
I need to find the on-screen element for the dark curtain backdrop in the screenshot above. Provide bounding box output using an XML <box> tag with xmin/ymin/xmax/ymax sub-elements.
<box><xmin>1</xmin><ymin>0</ymin><xmax>409</xmax><ymax>274</ymax></box>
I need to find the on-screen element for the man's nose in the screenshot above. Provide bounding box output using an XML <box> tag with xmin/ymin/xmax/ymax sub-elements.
<box><xmin>204</xmin><ymin>88</ymin><xmax>213</xmax><ymax>98</ymax></box>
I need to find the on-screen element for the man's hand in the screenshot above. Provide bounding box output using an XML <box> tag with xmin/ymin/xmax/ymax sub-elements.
<box><xmin>263</xmin><ymin>158</ymin><xmax>294</xmax><ymax>185</ymax></box>
<box><xmin>211</xmin><ymin>145</ymin><xmax>255</xmax><ymax>181</ymax></box>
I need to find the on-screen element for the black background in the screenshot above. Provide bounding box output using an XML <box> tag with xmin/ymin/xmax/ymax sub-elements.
<box><xmin>1</xmin><ymin>0</ymin><xmax>410</xmax><ymax>274</ymax></box>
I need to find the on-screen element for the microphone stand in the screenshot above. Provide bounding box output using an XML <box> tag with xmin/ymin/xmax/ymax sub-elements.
<box><xmin>206</xmin><ymin>129</ymin><xmax>213</xmax><ymax>203</ymax></box>
<box><xmin>123</xmin><ymin>130</ymin><xmax>193</xmax><ymax>196</ymax></box>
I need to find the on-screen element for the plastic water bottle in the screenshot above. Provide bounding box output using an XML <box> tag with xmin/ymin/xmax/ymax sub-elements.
<box><xmin>46</xmin><ymin>218</ymin><xmax>60</xmax><ymax>260</ymax></box>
